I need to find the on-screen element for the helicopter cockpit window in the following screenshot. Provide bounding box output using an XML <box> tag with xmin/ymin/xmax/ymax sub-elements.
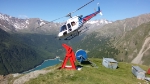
<box><xmin>71</xmin><ymin>21</ymin><xmax>76</xmax><ymax>26</ymax></box>
<box><xmin>60</xmin><ymin>25</ymin><xmax>67</xmax><ymax>32</ymax></box>
<box><xmin>67</xmin><ymin>24</ymin><xmax>71</xmax><ymax>28</ymax></box>
<box><xmin>67</xmin><ymin>23</ymin><xmax>72</xmax><ymax>31</ymax></box>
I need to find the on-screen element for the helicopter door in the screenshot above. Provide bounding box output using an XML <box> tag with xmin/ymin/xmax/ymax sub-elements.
<box><xmin>67</xmin><ymin>23</ymin><xmax>72</xmax><ymax>32</ymax></box>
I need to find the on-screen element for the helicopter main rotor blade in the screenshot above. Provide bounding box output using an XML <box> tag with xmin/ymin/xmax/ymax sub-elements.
<box><xmin>37</xmin><ymin>0</ymin><xmax>94</xmax><ymax>29</ymax></box>
<box><xmin>51</xmin><ymin>16</ymin><xmax>66</xmax><ymax>22</ymax></box>
<box><xmin>71</xmin><ymin>0</ymin><xmax>94</xmax><ymax>14</ymax></box>
<box><xmin>47</xmin><ymin>0</ymin><xmax>95</xmax><ymax>22</ymax></box>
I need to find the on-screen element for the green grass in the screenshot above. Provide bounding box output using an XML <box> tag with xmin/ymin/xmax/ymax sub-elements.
<box><xmin>25</xmin><ymin>58</ymin><xmax>150</xmax><ymax>84</ymax></box>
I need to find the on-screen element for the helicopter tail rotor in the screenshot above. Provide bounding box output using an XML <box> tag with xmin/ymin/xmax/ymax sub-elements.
<box><xmin>97</xmin><ymin>3</ymin><xmax>102</xmax><ymax>16</ymax></box>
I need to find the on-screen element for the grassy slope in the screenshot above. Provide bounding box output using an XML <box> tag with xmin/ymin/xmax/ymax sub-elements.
<box><xmin>25</xmin><ymin>58</ymin><xmax>150</xmax><ymax>84</ymax></box>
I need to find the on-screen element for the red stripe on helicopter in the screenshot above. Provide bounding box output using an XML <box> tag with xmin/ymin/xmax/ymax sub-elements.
<box><xmin>82</xmin><ymin>11</ymin><xmax>100</xmax><ymax>23</ymax></box>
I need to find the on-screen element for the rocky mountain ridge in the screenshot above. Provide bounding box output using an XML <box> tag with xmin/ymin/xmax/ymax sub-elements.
<box><xmin>0</xmin><ymin>13</ymin><xmax>111</xmax><ymax>34</ymax></box>
<box><xmin>95</xmin><ymin>13</ymin><xmax>150</xmax><ymax>38</ymax></box>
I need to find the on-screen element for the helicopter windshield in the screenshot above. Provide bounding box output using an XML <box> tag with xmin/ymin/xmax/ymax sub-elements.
<box><xmin>60</xmin><ymin>25</ymin><xmax>67</xmax><ymax>32</ymax></box>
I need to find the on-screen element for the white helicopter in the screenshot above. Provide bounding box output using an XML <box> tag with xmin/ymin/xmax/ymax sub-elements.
<box><xmin>57</xmin><ymin>0</ymin><xmax>102</xmax><ymax>40</ymax></box>
<box><xmin>39</xmin><ymin>0</ymin><xmax>102</xmax><ymax>40</ymax></box>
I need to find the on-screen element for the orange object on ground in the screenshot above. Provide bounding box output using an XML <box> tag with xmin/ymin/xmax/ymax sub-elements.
<box><xmin>60</xmin><ymin>44</ymin><xmax>76</xmax><ymax>70</ymax></box>
<box><xmin>147</xmin><ymin>68</ymin><xmax>150</xmax><ymax>74</ymax></box>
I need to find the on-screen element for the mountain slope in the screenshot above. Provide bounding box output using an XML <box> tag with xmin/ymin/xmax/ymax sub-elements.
<box><xmin>0</xmin><ymin>28</ymin><xmax>45</xmax><ymax>75</ymax></box>
<box><xmin>13</xmin><ymin>33</ymin><xmax>68</xmax><ymax>58</ymax></box>
<box><xmin>113</xmin><ymin>22</ymin><xmax>150</xmax><ymax>65</ymax></box>
<box><xmin>131</xmin><ymin>37</ymin><xmax>150</xmax><ymax>64</ymax></box>
<box><xmin>71</xmin><ymin>33</ymin><xmax>119</xmax><ymax>59</ymax></box>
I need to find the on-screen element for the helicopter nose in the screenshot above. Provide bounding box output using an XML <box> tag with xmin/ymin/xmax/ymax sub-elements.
<box><xmin>58</xmin><ymin>33</ymin><xmax>63</xmax><ymax>37</ymax></box>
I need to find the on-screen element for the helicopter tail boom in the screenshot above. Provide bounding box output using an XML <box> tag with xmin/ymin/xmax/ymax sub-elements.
<box><xmin>82</xmin><ymin>3</ymin><xmax>101</xmax><ymax>23</ymax></box>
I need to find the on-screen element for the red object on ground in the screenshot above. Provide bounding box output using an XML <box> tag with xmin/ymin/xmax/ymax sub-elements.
<box><xmin>147</xmin><ymin>68</ymin><xmax>150</xmax><ymax>74</ymax></box>
<box><xmin>60</xmin><ymin>44</ymin><xmax>76</xmax><ymax>70</ymax></box>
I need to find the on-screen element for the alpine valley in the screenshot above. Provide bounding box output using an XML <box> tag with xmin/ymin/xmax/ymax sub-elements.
<box><xmin>0</xmin><ymin>12</ymin><xmax>150</xmax><ymax>75</ymax></box>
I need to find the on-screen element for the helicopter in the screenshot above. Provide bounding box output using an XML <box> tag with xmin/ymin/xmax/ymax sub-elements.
<box><xmin>39</xmin><ymin>0</ymin><xmax>102</xmax><ymax>40</ymax></box>
<box><xmin>57</xmin><ymin>0</ymin><xmax>102</xmax><ymax>40</ymax></box>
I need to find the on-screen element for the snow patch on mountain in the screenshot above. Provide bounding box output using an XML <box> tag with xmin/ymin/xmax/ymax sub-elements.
<box><xmin>87</xmin><ymin>20</ymin><xmax>99</xmax><ymax>24</ymax></box>
<box><xmin>40</xmin><ymin>22</ymin><xmax>45</xmax><ymax>26</ymax></box>
<box><xmin>0</xmin><ymin>13</ymin><xmax>9</xmax><ymax>21</ymax></box>
<box><xmin>26</xmin><ymin>20</ymin><xmax>29</xmax><ymax>24</ymax></box>
<box><xmin>86</xmin><ymin>19</ymin><xmax>112</xmax><ymax>25</ymax></box>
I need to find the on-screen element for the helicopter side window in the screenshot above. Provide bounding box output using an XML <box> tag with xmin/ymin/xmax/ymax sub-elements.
<box><xmin>67</xmin><ymin>23</ymin><xmax>72</xmax><ymax>31</ymax></box>
<box><xmin>60</xmin><ymin>25</ymin><xmax>67</xmax><ymax>32</ymax></box>
<box><xmin>71</xmin><ymin>21</ymin><xmax>76</xmax><ymax>26</ymax></box>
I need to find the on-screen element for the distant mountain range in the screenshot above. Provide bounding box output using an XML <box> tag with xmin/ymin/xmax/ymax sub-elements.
<box><xmin>95</xmin><ymin>13</ymin><xmax>150</xmax><ymax>38</ymax></box>
<box><xmin>0</xmin><ymin>13</ymin><xmax>111</xmax><ymax>34</ymax></box>
<box><xmin>0</xmin><ymin>12</ymin><xmax>150</xmax><ymax>75</ymax></box>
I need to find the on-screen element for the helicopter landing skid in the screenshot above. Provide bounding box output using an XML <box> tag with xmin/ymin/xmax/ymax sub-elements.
<box><xmin>64</xmin><ymin>30</ymin><xmax>79</xmax><ymax>40</ymax></box>
<box><xmin>64</xmin><ymin>27</ymin><xmax>89</xmax><ymax>40</ymax></box>
<box><xmin>78</xmin><ymin>26</ymin><xmax>89</xmax><ymax>36</ymax></box>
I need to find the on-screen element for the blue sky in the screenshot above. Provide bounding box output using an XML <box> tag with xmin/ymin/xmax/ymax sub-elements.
<box><xmin>0</xmin><ymin>0</ymin><xmax>150</xmax><ymax>22</ymax></box>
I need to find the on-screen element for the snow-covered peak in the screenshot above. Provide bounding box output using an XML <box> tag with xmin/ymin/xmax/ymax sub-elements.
<box><xmin>0</xmin><ymin>13</ymin><xmax>10</xmax><ymax>21</ymax></box>
<box><xmin>86</xmin><ymin>19</ymin><xmax>112</xmax><ymax>25</ymax></box>
<box><xmin>0</xmin><ymin>13</ymin><xmax>30</xmax><ymax>29</ymax></box>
